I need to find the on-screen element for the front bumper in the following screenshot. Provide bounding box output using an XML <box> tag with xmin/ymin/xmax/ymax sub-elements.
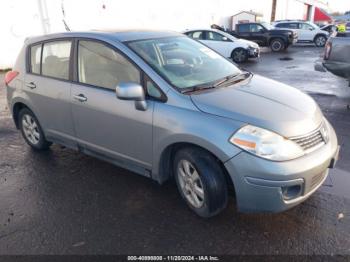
<box><xmin>224</xmin><ymin>122</ymin><xmax>339</xmax><ymax>213</ymax></box>
<box><xmin>248</xmin><ymin>47</ymin><xmax>260</xmax><ymax>58</ymax></box>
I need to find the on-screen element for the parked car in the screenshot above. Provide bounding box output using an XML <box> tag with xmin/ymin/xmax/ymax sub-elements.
<box><xmin>184</xmin><ymin>29</ymin><xmax>260</xmax><ymax>63</ymax></box>
<box><xmin>231</xmin><ymin>22</ymin><xmax>298</xmax><ymax>52</ymax></box>
<box><xmin>5</xmin><ymin>30</ymin><xmax>339</xmax><ymax>217</ymax></box>
<box><xmin>315</xmin><ymin>36</ymin><xmax>350</xmax><ymax>85</ymax></box>
<box><xmin>274</xmin><ymin>20</ymin><xmax>329</xmax><ymax>47</ymax></box>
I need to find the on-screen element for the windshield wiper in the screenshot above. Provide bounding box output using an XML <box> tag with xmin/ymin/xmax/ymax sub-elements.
<box><xmin>181</xmin><ymin>72</ymin><xmax>252</xmax><ymax>94</ymax></box>
<box><xmin>214</xmin><ymin>71</ymin><xmax>252</xmax><ymax>88</ymax></box>
<box><xmin>181</xmin><ymin>85</ymin><xmax>216</xmax><ymax>94</ymax></box>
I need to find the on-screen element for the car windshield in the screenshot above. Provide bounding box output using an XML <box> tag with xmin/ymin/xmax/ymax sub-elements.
<box><xmin>261</xmin><ymin>22</ymin><xmax>274</xmax><ymax>30</ymax></box>
<box><xmin>309</xmin><ymin>22</ymin><xmax>319</xmax><ymax>28</ymax></box>
<box><xmin>127</xmin><ymin>36</ymin><xmax>241</xmax><ymax>90</ymax></box>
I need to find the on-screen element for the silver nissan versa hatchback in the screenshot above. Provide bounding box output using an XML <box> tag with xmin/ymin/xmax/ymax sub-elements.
<box><xmin>5</xmin><ymin>30</ymin><xmax>339</xmax><ymax>217</ymax></box>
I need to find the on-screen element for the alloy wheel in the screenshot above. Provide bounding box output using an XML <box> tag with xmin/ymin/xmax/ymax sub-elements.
<box><xmin>316</xmin><ymin>36</ymin><xmax>326</xmax><ymax>47</ymax></box>
<box><xmin>22</xmin><ymin>114</ymin><xmax>40</xmax><ymax>145</ymax></box>
<box><xmin>233</xmin><ymin>50</ymin><xmax>246</xmax><ymax>63</ymax></box>
<box><xmin>272</xmin><ymin>41</ymin><xmax>282</xmax><ymax>51</ymax></box>
<box><xmin>177</xmin><ymin>159</ymin><xmax>205</xmax><ymax>208</ymax></box>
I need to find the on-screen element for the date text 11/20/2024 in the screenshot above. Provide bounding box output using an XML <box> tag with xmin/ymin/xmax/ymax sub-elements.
<box><xmin>127</xmin><ymin>256</ymin><xmax>220</xmax><ymax>261</ymax></box>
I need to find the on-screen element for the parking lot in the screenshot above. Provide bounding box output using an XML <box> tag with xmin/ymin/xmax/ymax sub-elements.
<box><xmin>0</xmin><ymin>45</ymin><xmax>350</xmax><ymax>255</ymax></box>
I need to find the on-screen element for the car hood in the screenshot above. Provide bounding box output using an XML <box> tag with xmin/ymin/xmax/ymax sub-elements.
<box><xmin>236</xmin><ymin>38</ymin><xmax>259</xmax><ymax>48</ymax></box>
<box><xmin>190</xmin><ymin>75</ymin><xmax>323</xmax><ymax>137</ymax></box>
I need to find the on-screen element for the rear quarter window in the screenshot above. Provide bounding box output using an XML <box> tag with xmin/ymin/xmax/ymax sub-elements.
<box><xmin>30</xmin><ymin>44</ymin><xmax>42</xmax><ymax>74</ymax></box>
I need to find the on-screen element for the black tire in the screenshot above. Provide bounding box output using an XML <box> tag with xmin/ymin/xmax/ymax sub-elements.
<box><xmin>18</xmin><ymin>108</ymin><xmax>52</xmax><ymax>150</ymax></box>
<box><xmin>270</xmin><ymin>38</ymin><xmax>285</xmax><ymax>52</ymax></box>
<box><xmin>314</xmin><ymin>35</ymin><xmax>327</xmax><ymax>47</ymax></box>
<box><xmin>173</xmin><ymin>147</ymin><xmax>228</xmax><ymax>218</ymax></box>
<box><xmin>231</xmin><ymin>48</ymin><xmax>248</xmax><ymax>63</ymax></box>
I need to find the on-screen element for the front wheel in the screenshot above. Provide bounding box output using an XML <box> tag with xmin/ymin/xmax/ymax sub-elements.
<box><xmin>19</xmin><ymin>108</ymin><xmax>52</xmax><ymax>150</ymax></box>
<box><xmin>231</xmin><ymin>48</ymin><xmax>248</xmax><ymax>63</ymax></box>
<box><xmin>314</xmin><ymin>35</ymin><xmax>327</xmax><ymax>47</ymax></box>
<box><xmin>173</xmin><ymin>147</ymin><xmax>228</xmax><ymax>218</ymax></box>
<box><xmin>270</xmin><ymin>38</ymin><xmax>285</xmax><ymax>52</ymax></box>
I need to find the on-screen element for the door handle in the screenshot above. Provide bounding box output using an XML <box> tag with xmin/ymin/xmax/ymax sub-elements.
<box><xmin>73</xmin><ymin>94</ymin><xmax>88</xmax><ymax>102</ymax></box>
<box><xmin>26</xmin><ymin>82</ymin><xmax>36</xmax><ymax>89</ymax></box>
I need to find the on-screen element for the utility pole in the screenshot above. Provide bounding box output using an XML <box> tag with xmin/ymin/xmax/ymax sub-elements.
<box><xmin>271</xmin><ymin>0</ymin><xmax>277</xmax><ymax>22</ymax></box>
<box><xmin>37</xmin><ymin>0</ymin><xmax>51</xmax><ymax>34</ymax></box>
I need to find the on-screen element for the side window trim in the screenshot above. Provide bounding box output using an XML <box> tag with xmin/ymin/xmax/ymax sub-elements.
<box><xmin>72</xmin><ymin>37</ymin><xmax>167</xmax><ymax>102</ymax></box>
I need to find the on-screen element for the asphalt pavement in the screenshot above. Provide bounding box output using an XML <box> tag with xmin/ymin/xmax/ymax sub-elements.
<box><xmin>0</xmin><ymin>45</ymin><xmax>349</xmax><ymax>255</ymax></box>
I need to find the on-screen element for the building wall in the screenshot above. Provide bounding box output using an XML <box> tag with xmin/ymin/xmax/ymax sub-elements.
<box><xmin>0</xmin><ymin>0</ymin><xmax>329</xmax><ymax>68</ymax></box>
<box><xmin>231</xmin><ymin>13</ymin><xmax>257</xmax><ymax>29</ymax></box>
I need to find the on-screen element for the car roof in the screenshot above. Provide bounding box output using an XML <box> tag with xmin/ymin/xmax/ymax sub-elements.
<box><xmin>184</xmin><ymin>28</ymin><xmax>216</xmax><ymax>32</ymax></box>
<box><xmin>274</xmin><ymin>20</ymin><xmax>306</xmax><ymax>23</ymax></box>
<box><xmin>25</xmin><ymin>29</ymin><xmax>183</xmax><ymax>45</ymax></box>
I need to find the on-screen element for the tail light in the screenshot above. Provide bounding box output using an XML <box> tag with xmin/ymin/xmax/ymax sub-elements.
<box><xmin>4</xmin><ymin>70</ymin><xmax>19</xmax><ymax>85</ymax></box>
<box><xmin>324</xmin><ymin>41</ymin><xmax>332</xmax><ymax>60</ymax></box>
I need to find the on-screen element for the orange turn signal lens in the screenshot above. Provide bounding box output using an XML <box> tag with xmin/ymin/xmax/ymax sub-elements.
<box><xmin>232</xmin><ymin>138</ymin><xmax>256</xmax><ymax>149</ymax></box>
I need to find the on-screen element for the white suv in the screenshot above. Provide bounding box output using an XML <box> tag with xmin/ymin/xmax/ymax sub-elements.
<box><xmin>274</xmin><ymin>20</ymin><xmax>329</xmax><ymax>47</ymax></box>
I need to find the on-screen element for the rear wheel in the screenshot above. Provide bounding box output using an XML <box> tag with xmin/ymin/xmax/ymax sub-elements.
<box><xmin>270</xmin><ymin>38</ymin><xmax>285</xmax><ymax>52</ymax></box>
<box><xmin>314</xmin><ymin>35</ymin><xmax>327</xmax><ymax>47</ymax></box>
<box><xmin>173</xmin><ymin>147</ymin><xmax>228</xmax><ymax>218</ymax></box>
<box><xmin>231</xmin><ymin>48</ymin><xmax>248</xmax><ymax>63</ymax></box>
<box><xmin>19</xmin><ymin>108</ymin><xmax>51</xmax><ymax>150</ymax></box>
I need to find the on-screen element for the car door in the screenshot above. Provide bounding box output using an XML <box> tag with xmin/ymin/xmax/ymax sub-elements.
<box><xmin>200</xmin><ymin>31</ymin><xmax>236</xmax><ymax>57</ymax></box>
<box><xmin>298</xmin><ymin>23</ymin><xmax>315</xmax><ymax>41</ymax></box>
<box><xmin>25</xmin><ymin>39</ymin><xmax>77</xmax><ymax>148</ymax></box>
<box><xmin>70</xmin><ymin>39</ymin><xmax>154</xmax><ymax>173</ymax></box>
<box><xmin>236</xmin><ymin>24</ymin><xmax>252</xmax><ymax>41</ymax></box>
<box><xmin>249</xmin><ymin>24</ymin><xmax>267</xmax><ymax>46</ymax></box>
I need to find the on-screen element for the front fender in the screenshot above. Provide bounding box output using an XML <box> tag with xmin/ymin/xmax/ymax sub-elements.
<box><xmin>151</xmin><ymin>101</ymin><xmax>243</xmax><ymax>182</ymax></box>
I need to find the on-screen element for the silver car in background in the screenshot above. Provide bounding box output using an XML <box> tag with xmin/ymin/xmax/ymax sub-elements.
<box><xmin>315</xmin><ymin>35</ymin><xmax>350</xmax><ymax>85</ymax></box>
<box><xmin>5</xmin><ymin>30</ymin><xmax>339</xmax><ymax>217</ymax></box>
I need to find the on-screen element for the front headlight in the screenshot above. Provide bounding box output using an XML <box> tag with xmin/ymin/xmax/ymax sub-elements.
<box><xmin>230</xmin><ymin>125</ymin><xmax>304</xmax><ymax>161</ymax></box>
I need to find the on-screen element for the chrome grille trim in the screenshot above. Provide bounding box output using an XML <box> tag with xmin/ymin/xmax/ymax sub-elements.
<box><xmin>290</xmin><ymin>123</ymin><xmax>326</xmax><ymax>153</ymax></box>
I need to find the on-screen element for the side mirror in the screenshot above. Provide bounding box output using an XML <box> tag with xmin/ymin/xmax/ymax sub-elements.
<box><xmin>259</xmin><ymin>29</ymin><xmax>265</xmax><ymax>33</ymax></box>
<box><xmin>222</xmin><ymin>36</ymin><xmax>228</xmax><ymax>41</ymax></box>
<box><xmin>309</xmin><ymin>28</ymin><xmax>314</xmax><ymax>31</ymax></box>
<box><xmin>116</xmin><ymin>82</ymin><xmax>147</xmax><ymax>111</ymax></box>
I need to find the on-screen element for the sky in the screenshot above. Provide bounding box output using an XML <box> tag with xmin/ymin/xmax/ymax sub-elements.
<box><xmin>327</xmin><ymin>0</ymin><xmax>349</xmax><ymax>12</ymax></box>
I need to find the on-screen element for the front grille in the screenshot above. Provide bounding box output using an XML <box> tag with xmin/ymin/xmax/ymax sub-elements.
<box><xmin>291</xmin><ymin>125</ymin><xmax>326</xmax><ymax>153</ymax></box>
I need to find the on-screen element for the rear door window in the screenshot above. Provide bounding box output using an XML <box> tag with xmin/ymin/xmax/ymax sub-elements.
<box><xmin>276</xmin><ymin>23</ymin><xmax>298</xmax><ymax>29</ymax></box>
<box><xmin>238</xmin><ymin>24</ymin><xmax>250</xmax><ymax>32</ymax></box>
<box><xmin>300</xmin><ymin>23</ymin><xmax>314</xmax><ymax>30</ymax></box>
<box><xmin>288</xmin><ymin>23</ymin><xmax>299</xmax><ymax>29</ymax></box>
<box><xmin>207</xmin><ymin>31</ymin><xmax>230</xmax><ymax>41</ymax></box>
<box><xmin>30</xmin><ymin>44</ymin><xmax>42</xmax><ymax>74</ymax></box>
<box><xmin>187</xmin><ymin>31</ymin><xmax>204</xmax><ymax>40</ymax></box>
<box><xmin>41</xmin><ymin>41</ymin><xmax>71</xmax><ymax>80</ymax></box>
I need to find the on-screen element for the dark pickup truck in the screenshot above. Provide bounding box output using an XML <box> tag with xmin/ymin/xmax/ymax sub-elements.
<box><xmin>231</xmin><ymin>22</ymin><xmax>298</xmax><ymax>52</ymax></box>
